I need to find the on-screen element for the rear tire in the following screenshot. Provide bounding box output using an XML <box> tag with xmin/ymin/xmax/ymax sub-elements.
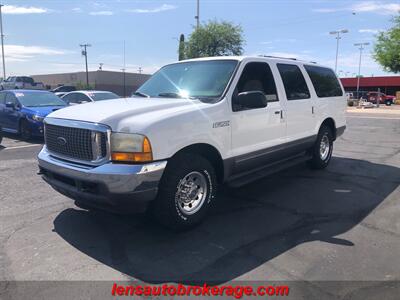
<box><xmin>308</xmin><ymin>125</ymin><xmax>333</xmax><ymax>170</ymax></box>
<box><xmin>20</xmin><ymin>119</ymin><xmax>32</xmax><ymax>141</ymax></box>
<box><xmin>151</xmin><ymin>153</ymin><xmax>217</xmax><ymax>230</ymax></box>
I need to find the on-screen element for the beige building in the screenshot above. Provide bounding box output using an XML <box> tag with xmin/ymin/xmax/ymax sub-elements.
<box><xmin>32</xmin><ymin>70</ymin><xmax>151</xmax><ymax>96</ymax></box>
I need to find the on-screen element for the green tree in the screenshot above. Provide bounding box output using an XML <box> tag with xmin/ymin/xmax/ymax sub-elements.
<box><xmin>373</xmin><ymin>15</ymin><xmax>400</xmax><ymax>73</ymax></box>
<box><xmin>185</xmin><ymin>20</ymin><xmax>244</xmax><ymax>59</ymax></box>
<box><xmin>178</xmin><ymin>34</ymin><xmax>185</xmax><ymax>61</ymax></box>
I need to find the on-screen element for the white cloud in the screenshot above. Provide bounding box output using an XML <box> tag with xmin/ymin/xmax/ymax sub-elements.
<box><xmin>4</xmin><ymin>45</ymin><xmax>69</xmax><ymax>62</ymax></box>
<box><xmin>89</xmin><ymin>11</ymin><xmax>114</xmax><ymax>16</ymax></box>
<box><xmin>126</xmin><ymin>4</ymin><xmax>177</xmax><ymax>14</ymax></box>
<box><xmin>2</xmin><ymin>5</ymin><xmax>49</xmax><ymax>14</ymax></box>
<box><xmin>352</xmin><ymin>1</ymin><xmax>400</xmax><ymax>14</ymax></box>
<box><xmin>72</xmin><ymin>7</ymin><xmax>83</xmax><ymax>13</ymax></box>
<box><xmin>359</xmin><ymin>28</ymin><xmax>382</xmax><ymax>34</ymax></box>
<box><xmin>313</xmin><ymin>1</ymin><xmax>400</xmax><ymax>15</ymax></box>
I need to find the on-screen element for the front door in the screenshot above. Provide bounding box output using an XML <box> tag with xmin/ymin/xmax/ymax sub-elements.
<box><xmin>230</xmin><ymin>61</ymin><xmax>286</xmax><ymax>173</ymax></box>
<box><xmin>4</xmin><ymin>93</ymin><xmax>20</xmax><ymax>132</ymax></box>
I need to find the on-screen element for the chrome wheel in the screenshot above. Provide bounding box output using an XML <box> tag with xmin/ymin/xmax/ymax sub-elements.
<box><xmin>320</xmin><ymin>134</ymin><xmax>330</xmax><ymax>160</ymax></box>
<box><xmin>175</xmin><ymin>171</ymin><xmax>208</xmax><ymax>215</ymax></box>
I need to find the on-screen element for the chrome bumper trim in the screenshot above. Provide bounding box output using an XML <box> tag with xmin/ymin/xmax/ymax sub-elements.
<box><xmin>38</xmin><ymin>146</ymin><xmax>167</xmax><ymax>196</ymax></box>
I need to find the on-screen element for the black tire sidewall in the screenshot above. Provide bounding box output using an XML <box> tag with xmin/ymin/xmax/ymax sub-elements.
<box><xmin>310</xmin><ymin>126</ymin><xmax>333</xmax><ymax>169</ymax></box>
<box><xmin>153</xmin><ymin>153</ymin><xmax>217</xmax><ymax>230</ymax></box>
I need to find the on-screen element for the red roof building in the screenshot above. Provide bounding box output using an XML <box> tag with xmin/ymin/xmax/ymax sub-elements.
<box><xmin>340</xmin><ymin>76</ymin><xmax>400</xmax><ymax>96</ymax></box>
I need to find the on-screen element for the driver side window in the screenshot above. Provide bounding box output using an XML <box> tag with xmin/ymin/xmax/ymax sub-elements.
<box><xmin>233</xmin><ymin>62</ymin><xmax>278</xmax><ymax>111</ymax></box>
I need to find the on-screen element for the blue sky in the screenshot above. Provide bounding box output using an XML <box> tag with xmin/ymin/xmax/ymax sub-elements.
<box><xmin>2</xmin><ymin>0</ymin><xmax>400</xmax><ymax>77</ymax></box>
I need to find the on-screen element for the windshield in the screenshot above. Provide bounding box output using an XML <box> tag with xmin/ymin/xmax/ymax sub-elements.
<box><xmin>136</xmin><ymin>60</ymin><xmax>238</xmax><ymax>100</ymax></box>
<box><xmin>88</xmin><ymin>92</ymin><xmax>119</xmax><ymax>101</ymax></box>
<box><xmin>15</xmin><ymin>91</ymin><xmax>67</xmax><ymax>107</ymax></box>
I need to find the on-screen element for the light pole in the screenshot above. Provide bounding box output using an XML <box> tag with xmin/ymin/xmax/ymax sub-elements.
<box><xmin>329</xmin><ymin>29</ymin><xmax>349</xmax><ymax>73</ymax></box>
<box><xmin>121</xmin><ymin>68</ymin><xmax>126</xmax><ymax>97</ymax></box>
<box><xmin>80</xmin><ymin>43</ymin><xmax>91</xmax><ymax>88</ymax></box>
<box><xmin>195</xmin><ymin>0</ymin><xmax>199</xmax><ymax>29</ymax></box>
<box><xmin>354</xmin><ymin>42</ymin><xmax>370</xmax><ymax>99</ymax></box>
<box><xmin>0</xmin><ymin>4</ymin><xmax>6</xmax><ymax>80</ymax></box>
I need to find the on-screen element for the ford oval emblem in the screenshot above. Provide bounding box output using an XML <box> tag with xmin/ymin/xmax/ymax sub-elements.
<box><xmin>57</xmin><ymin>137</ymin><xmax>67</xmax><ymax>146</ymax></box>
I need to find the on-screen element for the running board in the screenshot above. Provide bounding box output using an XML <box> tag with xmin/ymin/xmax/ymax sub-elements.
<box><xmin>227</xmin><ymin>153</ymin><xmax>311</xmax><ymax>188</ymax></box>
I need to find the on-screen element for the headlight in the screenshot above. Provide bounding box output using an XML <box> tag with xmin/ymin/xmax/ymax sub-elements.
<box><xmin>32</xmin><ymin>115</ymin><xmax>44</xmax><ymax>122</ymax></box>
<box><xmin>111</xmin><ymin>132</ymin><xmax>153</xmax><ymax>163</ymax></box>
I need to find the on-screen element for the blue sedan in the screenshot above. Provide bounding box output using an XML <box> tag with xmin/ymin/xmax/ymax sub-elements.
<box><xmin>0</xmin><ymin>90</ymin><xmax>68</xmax><ymax>139</ymax></box>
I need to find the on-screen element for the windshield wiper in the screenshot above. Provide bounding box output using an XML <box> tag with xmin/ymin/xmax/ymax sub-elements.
<box><xmin>132</xmin><ymin>91</ymin><xmax>150</xmax><ymax>98</ymax></box>
<box><xmin>157</xmin><ymin>92</ymin><xmax>183</xmax><ymax>98</ymax></box>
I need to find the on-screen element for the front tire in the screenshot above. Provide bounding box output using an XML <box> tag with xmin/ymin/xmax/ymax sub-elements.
<box><xmin>308</xmin><ymin>125</ymin><xmax>333</xmax><ymax>169</ymax></box>
<box><xmin>151</xmin><ymin>153</ymin><xmax>217</xmax><ymax>230</ymax></box>
<box><xmin>385</xmin><ymin>100</ymin><xmax>392</xmax><ymax>106</ymax></box>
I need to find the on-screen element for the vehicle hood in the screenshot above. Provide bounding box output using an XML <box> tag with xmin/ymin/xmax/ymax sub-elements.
<box><xmin>46</xmin><ymin>97</ymin><xmax>207</xmax><ymax>129</ymax></box>
<box><xmin>23</xmin><ymin>106</ymin><xmax>67</xmax><ymax>117</ymax></box>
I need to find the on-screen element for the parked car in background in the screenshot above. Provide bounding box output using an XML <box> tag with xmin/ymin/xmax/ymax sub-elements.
<box><xmin>1</xmin><ymin>76</ymin><xmax>44</xmax><ymax>90</ymax></box>
<box><xmin>61</xmin><ymin>90</ymin><xmax>120</xmax><ymax>105</ymax></box>
<box><xmin>51</xmin><ymin>85</ymin><xmax>76</xmax><ymax>98</ymax></box>
<box><xmin>367</xmin><ymin>91</ymin><xmax>396</xmax><ymax>106</ymax></box>
<box><xmin>0</xmin><ymin>90</ymin><xmax>68</xmax><ymax>139</ymax></box>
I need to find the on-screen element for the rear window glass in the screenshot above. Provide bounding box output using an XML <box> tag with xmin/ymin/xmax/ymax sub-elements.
<box><xmin>304</xmin><ymin>65</ymin><xmax>343</xmax><ymax>97</ymax></box>
<box><xmin>89</xmin><ymin>92</ymin><xmax>119</xmax><ymax>101</ymax></box>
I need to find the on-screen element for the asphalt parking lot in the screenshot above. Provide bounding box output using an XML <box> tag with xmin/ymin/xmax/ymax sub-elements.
<box><xmin>0</xmin><ymin>112</ymin><xmax>399</xmax><ymax>298</ymax></box>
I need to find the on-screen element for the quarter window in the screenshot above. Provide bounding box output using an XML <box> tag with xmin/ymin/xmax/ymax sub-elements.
<box><xmin>277</xmin><ymin>64</ymin><xmax>310</xmax><ymax>100</ymax></box>
<box><xmin>304</xmin><ymin>65</ymin><xmax>343</xmax><ymax>97</ymax></box>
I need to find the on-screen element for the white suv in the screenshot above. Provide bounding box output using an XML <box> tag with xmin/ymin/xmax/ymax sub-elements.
<box><xmin>38</xmin><ymin>56</ymin><xmax>346</xmax><ymax>230</ymax></box>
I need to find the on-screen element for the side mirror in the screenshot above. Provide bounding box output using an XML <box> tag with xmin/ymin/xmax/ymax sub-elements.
<box><xmin>234</xmin><ymin>91</ymin><xmax>267</xmax><ymax>110</ymax></box>
<box><xmin>5</xmin><ymin>102</ymin><xmax>15</xmax><ymax>109</ymax></box>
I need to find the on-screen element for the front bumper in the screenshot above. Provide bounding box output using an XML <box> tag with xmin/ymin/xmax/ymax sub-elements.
<box><xmin>38</xmin><ymin>146</ymin><xmax>167</xmax><ymax>213</ymax></box>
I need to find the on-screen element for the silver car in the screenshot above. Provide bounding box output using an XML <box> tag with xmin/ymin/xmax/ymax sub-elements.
<box><xmin>61</xmin><ymin>90</ymin><xmax>120</xmax><ymax>105</ymax></box>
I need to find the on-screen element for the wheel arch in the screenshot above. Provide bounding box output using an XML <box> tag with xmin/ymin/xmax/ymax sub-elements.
<box><xmin>171</xmin><ymin>143</ymin><xmax>225</xmax><ymax>184</ymax></box>
<box><xmin>320</xmin><ymin>118</ymin><xmax>337</xmax><ymax>140</ymax></box>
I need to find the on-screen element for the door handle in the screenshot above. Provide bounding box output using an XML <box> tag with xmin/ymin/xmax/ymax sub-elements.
<box><xmin>274</xmin><ymin>111</ymin><xmax>280</xmax><ymax>115</ymax></box>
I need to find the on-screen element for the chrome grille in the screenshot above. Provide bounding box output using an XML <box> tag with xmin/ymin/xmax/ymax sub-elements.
<box><xmin>45</xmin><ymin>124</ymin><xmax>107</xmax><ymax>162</ymax></box>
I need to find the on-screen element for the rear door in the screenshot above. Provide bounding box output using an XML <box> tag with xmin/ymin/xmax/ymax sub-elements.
<box><xmin>276</xmin><ymin>63</ymin><xmax>315</xmax><ymax>142</ymax></box>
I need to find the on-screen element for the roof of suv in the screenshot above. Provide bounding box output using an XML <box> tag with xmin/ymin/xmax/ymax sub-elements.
<box><xmin>177</xmin><ymin>55</ymin><xmax>325</xmax><ymax>68</ymax></box>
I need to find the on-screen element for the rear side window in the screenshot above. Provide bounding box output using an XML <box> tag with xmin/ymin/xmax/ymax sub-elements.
<box><xmin>277</xmin><ymin>64</ymin><xmax>310</xmax><ymax>100</ymax></box>
<box><xmin>304</xmin><ymin>65</ymin><xmax>343</xmax><ymax>97</ymax></box>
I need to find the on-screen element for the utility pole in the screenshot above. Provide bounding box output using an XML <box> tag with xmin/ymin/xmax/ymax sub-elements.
<box><xmin>138</xmin><ymin>67</ymin><xmax>142</xmax><ymax>74</ymax></box>
<box><xmin>329</xmin><ymin>29</ymin><xmax>349</xmax><ymax>73</ymax></box>
<box><xmin>354</xmin><ymin>42</ymin><xmax>370</xmax><ymax>100</ymax></box>
<box><xmin>121</xmin><ymin>68</ymin><xmax>126</xmax><ymax>97</ymax></box>
<box><xmin>0</xmin><ymin>4</ymin><xmax>6</xmax><ymax>80</ymax></box>
<box><xmin>195</xmin><ymin>0</ymin><xmax>200</xmax><ymax>29</ymax></box>
<box><xmin>98</xmin><ymin>63</ymin><xmax>103</xmax><ymax>71</ymax></box>
<box><xmin>80</xmin><ymin>43</ymin><xmax>91</xmax><ymax>88</ymax></box>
